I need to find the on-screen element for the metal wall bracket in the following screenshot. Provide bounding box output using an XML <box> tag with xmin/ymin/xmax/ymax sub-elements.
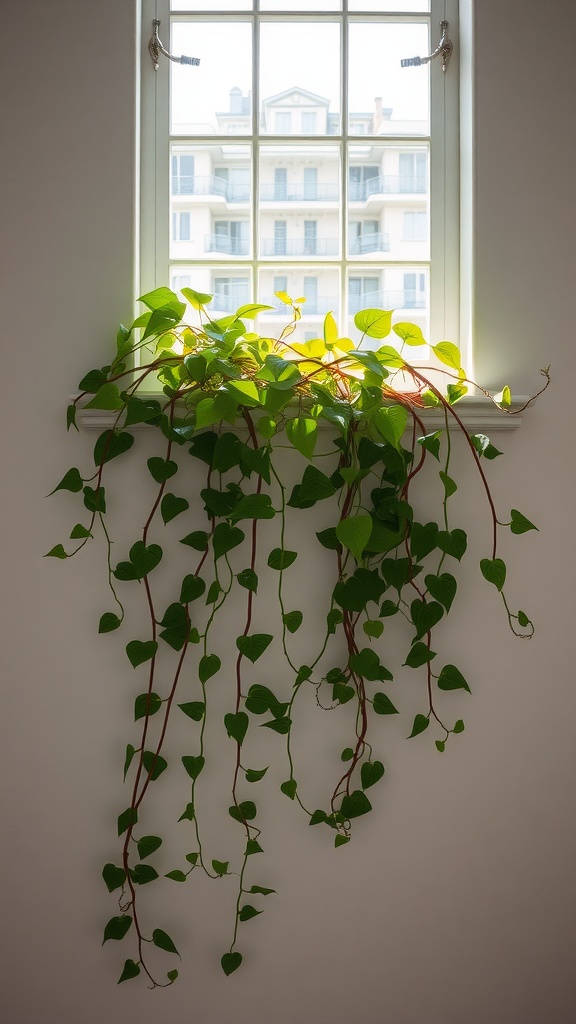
<box><xmin>401</xmin><ymin>20</ymin><xmax>453</xmax><ymax>72</ymax></box>
<box><xmin>148</xmin><ymin>19</ymin><xmax>200</xmax><ymax>71</ymax></box>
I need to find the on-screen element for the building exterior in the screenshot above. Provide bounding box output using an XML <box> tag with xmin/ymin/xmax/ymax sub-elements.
<box><xmin>170</xmin><ymin>87</ymin><xmax>429</xmax><ymax>342</ymax></box>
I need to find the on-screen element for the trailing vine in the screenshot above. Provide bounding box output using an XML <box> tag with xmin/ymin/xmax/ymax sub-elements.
<box><xmin>47</xmin><ymin>286</ymin><xmax>549</xmax><ymax>987</ymax></box>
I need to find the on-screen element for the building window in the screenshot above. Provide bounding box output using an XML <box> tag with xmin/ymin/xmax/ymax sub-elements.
<box><xmin>142</xmin><ymin>0</ymin><xmax>459</xmax><ymax>346</ymax></box>
<box><xmin>403</xmin><ymin>211</ymin><xmax>428</xmax><ymax>241</ymax></box>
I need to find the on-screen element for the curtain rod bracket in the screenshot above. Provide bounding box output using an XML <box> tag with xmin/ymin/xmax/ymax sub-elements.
<box><xmin>401</xmin><ymin>20</ymin><xmax>453</xmax><ymax>72</ymax></box>
<box><xmin>148</xmin><ymin>19</ymin><xmax>200</xmax><ymax>71</ymax></box>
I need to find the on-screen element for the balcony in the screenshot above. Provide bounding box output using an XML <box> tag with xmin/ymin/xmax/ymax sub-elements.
<box><xmin>348</xmin><ymin>232</ymin><xmax>390</xmax><ymax>255</ymax></box>
<box><xmin>205</xmin><ymin>234</ymin><xmax>250</xmax><ymax>256</ymax></box>
<box><xmin>348</xmin><ymin>291</ymin><xmax>426</xmax><ymax>313</ymax></box>
<box><xmin>259</xmin><ymin>295</ymin><xmax>339</xmax><ymax>315</ymax></box>
<box><xmin>212</xmin><ymin>292</ymin><xmax>251</xmax><ymax>313</ymax></box>
<box><xmin>260</xmin><ymin>238</ymin><xmax>339</xmax><ymax>257</ymax></box>
<box><xmin>260</xmin><ymin>183</ymin><xmax>339</xmax><ymax>202</ymax></box>
<box><xmin>349</xmin><ymin>176</ymin><xmax>426</xmax><ymax>201</ymax></box>
<box><xmin>172</xmin><ymin>175</ymin><xmax>250</xmax><ymax>202</ymax></box>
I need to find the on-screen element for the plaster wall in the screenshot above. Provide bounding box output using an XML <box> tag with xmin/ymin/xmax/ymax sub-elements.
<box><xmin>1</xmin><ymin>3</ymin><xmax>575</xmax><ymax>1023</ymax></box>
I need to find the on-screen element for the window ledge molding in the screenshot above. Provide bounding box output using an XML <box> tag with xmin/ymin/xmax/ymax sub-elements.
<box><xmin>75</xmin><ymin>394</ymin><xmax>529</xmax><ymax>433</ymax></box>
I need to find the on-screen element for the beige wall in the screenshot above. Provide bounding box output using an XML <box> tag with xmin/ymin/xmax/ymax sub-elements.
<box><xmin>1</xmin><ymin>2</ymin><xmax>575</xmax><ymax>1022</ymax></box>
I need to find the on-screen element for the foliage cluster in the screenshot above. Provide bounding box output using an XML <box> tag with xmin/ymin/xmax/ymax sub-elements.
<box><xmin>47</xmin><ymin>285</ymin><xmax>548</xmax><ymax>987</ymax></box>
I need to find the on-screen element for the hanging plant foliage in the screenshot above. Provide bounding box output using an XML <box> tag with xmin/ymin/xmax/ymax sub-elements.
<box><xmin>47</xmin><ymin>286</ymin><xmax>549</xmax><ymax>987</ymax></box>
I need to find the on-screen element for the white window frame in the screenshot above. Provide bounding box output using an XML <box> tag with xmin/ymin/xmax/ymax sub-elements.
<box><xmin>139</xmin><ymin>0</ymin><xmax>461</xmax><ymax>353</ymax></box>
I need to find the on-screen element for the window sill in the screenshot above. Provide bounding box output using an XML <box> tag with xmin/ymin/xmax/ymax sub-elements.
<box><xmin>75</xmin><ymin>395</ymin><xmax>529</xmax><ymax>433</ymax></box>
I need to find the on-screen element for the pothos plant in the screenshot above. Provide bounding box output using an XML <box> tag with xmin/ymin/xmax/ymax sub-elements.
<box><xmin>47</xmin><ymin>285</ymin><xmax>549</xmax><ymax>988</ymax></box>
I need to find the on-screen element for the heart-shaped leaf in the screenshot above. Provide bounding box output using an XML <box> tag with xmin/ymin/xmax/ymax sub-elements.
<box><xmin>340</xmin><ymin>790</ymin><xmax>372</xmax><ymax>819</ymax></box>
<box><xmin>118</xmin><ymin>959</ymin><xmax>140</xmax><ymax>984</ymax></box>
<box><xmin>182</xmin><ymin>755</ymin><xmax>205</xmax><ymax>780</ymax></box>
<box><xmin>408</xmin><ymin>714</ymin><xmax>430</xmax><ymax>739</ymax></box>
<box><xmin>437</xmin><ymin>664</ymin><xmax>471</xmax><ymax>692</ymax></box>
<box><xmin>103</xmin><ymin>915</ymin><xmax>132</xmax><ymax>943</ymax></box>
<box><xmin>102</xmin><ymin>863</ymin><xmax>126</xmax><ymax>893</ymax></box>
<box><xmin>152</xmin><ymin>928</ymin><xmax>179</xmax><ymax>956</ymax></box>
<box><xmin>147</xmin><ymin>457</ymin><xmax>178</xmax><ymax>482</ymax></box>
<box><xmin>480</xmin><ymin>557</ymin><xmax>506</xmax><ymax>591</ymax></box>
<box><xmin>199</xmin><ymin>654</ymin><xmax>221</xmax><ymax>682</ymax></box>
<box><xmin>221</xmin><ymin>952</ymin><xmax>243</xmax><ymax>976</ymax></box>
<box><xmin>126</xmin><ymin>640</ymin><xmax>158</xmax><ymax>668</ymax></box>
<box><xmin>161</xmin><ymin>493</ymin><xmax>189</xmax><ymax>524</ymax></box>
<box><xmin>224</xmin><ymin>712</ymin><xmax>249</xmax><ymax>745</ymax></box>
<box><xmin>437</xmin><ymin>529</ymin><xmax>467</xmax><ymax>561</ymax></box>
<box><xmin>137</xmin><ymin>835</ymin><xmax>162</xmax><ymax>860</ymax></box>
<box><xmin>336</xmin><ymin>515</ymin><xmax>373</xmax><ymax>563</ymax></box>
<box><xmin>425</xmin><ymin>572</ymin><xmax>457</xmax><ymax>612</ymax></box>
<box><xmin>236</xmin><ymin>633</ymin><xmax>273</xmax><ymax>663</ymax></box>
<box><xmin>212</xmin><ymin>522</ymin><xmax>245</xmax><ymax>560</ymax></box>
<box><xmin>510</xmin><ymin>509</ymin><xmax>538</xmax><ymax>535</ymax></box>
<box><xmin>372</xmin><ymin>692</ymin><xmax>399</xmax><ymax>715</ymax></box>
<box><xmin>410</xmin><ymin>599</ymin><xmax>444</xmax><ymax>641</ymax></box>
<box><xmin>360</xmin><ymin>760</ymin><xmax>385</xmax><ymax>790</ymax></box>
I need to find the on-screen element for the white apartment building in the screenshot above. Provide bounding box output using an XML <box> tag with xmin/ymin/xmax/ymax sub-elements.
<box><xmin>170</xmin><ymin>87</ymin><xmax>429</xmax><ymax>341</ymax></box>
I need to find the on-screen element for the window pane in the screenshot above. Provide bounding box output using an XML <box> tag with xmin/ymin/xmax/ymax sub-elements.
<box><xmin>260</xmin><ymin>0</ymin><xmax>341</xmax><ymax>9</ymax></box>
<box><xmin>258</xmin><ymin>265</ymin><xmax>340</xmax><ymax>324</ymax></box>
<box><xmin>347</xmin><ymin>143</ymin><xmax>429</xmax><ymax>260</ymax></box>
<box><xmin>171</xmin><ymin>22</ymin><xmax>252</xmax><ymax>134</ymax></box>
<box><xmin>348</xmin><ymin>0</ymin><xmax>429</xmax><ymax>10</ymax></box>
<box><xmin>348</xmin><ymin>21</ymin><xmax>429</xmax><ymax>136</ymax></box>
<box><xmin>172</xmin><ymin>0</ymin><xmax>251</xmax><ymax>10</ymax></box>
<box><xmin>259</xmin><ymin>145</ymin><xmax>340</xmax><ymax>257</ymax></box>
<box><xmin>171</xmin><ymin>266</ymin><xmax>253</xmax><ymax>315</ymax></box>
<box><xmin>347</xmin><ymin>265</ymin><xmax>429</xmax><ymax>343</ymax></box>
<box><xmin>170</xmin><ymin>144</ymin><xmax>251</xmax><ymax>260</ymax></box>
<box><xmin>260</xmin><ymin>22</ymin><xmax>340</xmax><ymax>136</ymax></box>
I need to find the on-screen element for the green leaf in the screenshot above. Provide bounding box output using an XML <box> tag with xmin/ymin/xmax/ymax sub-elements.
<box><xmin>102</xmin><ymin>863</ymin><xmax>126</xmax><ymax>893</ymax></box>
<box><xmin>373</xmin><ymin>692</ymin><xmax>399</xmax><ymax>715</ymax></box>
<box><xmin>494</xmin><ymin>385</ymin><xmax>512</xmax><ymax>407</ymax></box>
<box><xmin>224</xmin><ymin>712</ymin><xmax>249</xmax><ymax>745</ymax></box>
<box><xmin>354</xmin><ymin>307</ymin><xmax>392</xmax><ymax>339</ymax></box>
<box><xmin>205</xmin><ymin>581</ymin><xmax>222</xmax><ymax>604</ymax></box>
<box><xmin>335</xmin><ymin>834</ymin><xmax>351</xmax><ymax>848</ymax></box>
<box><xmin>229</xmin><ymin>800</ymin><xmax>257</xmax><ymax>823</ymax></box>
<box><xmin>453</xmin><ymin>719</ymin><xmax>465</xmax><ymax>734</ymax></box>
<box><xmin>309</xmin><ymin>809</ymin><xmax>328</xmax><ymax>826</ymax></box>
<box><xmin>48</xmin><ymin>467</ymin><xmax>83</xmax><ymax>495</ymax></box>
<box><xmin>139</xmin><ymin>285</ymin><xmax>181</xmax><ymax>311</ymax></box>
<box><xmin>410</xmin><ymin>600</ymin><xmax>444</xmax><ymax>641</ymax></box>
<box><xmin>98</xmin><ymin>612</ymin><xmax>122</xmax><ymax>636</ymax></box>
<box><xmin>221</xmin><ymin>952</ymin><xmax>243</xmax><ymax>976</ymax></box>
<box><xmin>66</xmin><ymin>404</ymin><xmax>78</xmax><ymax>431</ymax></box>
<box><xmin>181</xmin><ymin>286</ymin><xmax>212</xmax><ymax>308</ymax></box>
<box><xmin>246</xmin><ymin>839</ymin><xmax>263</xmax><ymax>855</ymax></box>
<box><xmin>165</xmin><ymin>870</ymin><xmax>187</xmax><ymax>882</ymax></box>
<box><xmin>118</xmin><ymin>959</ymin><xmax>140</xmax><ymax>984</ymax></box>
<box><xmin>267</xmin><ymin>548</ymin><xmax>297</xmax><ymax>570</ymax></box>
<box><xmin>70</xmin><ymin>523</ymin><xmax>92</xmax><ymax>539</ymax></box>
<box><xmin>286</xmin><ymin>416</ymin><xmax>318</xmax><ymax>459</ymax></box>
<box><xmin>84</xmin><ymin>383</ymin><xmax>124</xmax><ymax>410</ymax></box>
<box><xmin>123</xmin><ymin>745</ymin><xmax>136</xmax><ymax>782</ymax></box>
<box><xmin>248</xmin><ymin>884</ymin><xmax>276</xmax><ymax>896</ymax></box>
<box><xmin>393</xmin><ymin>321</ymin><xmax>425</xmax><ymax>346</ymax></box>
<box><xmin>341</xmin><ymin>747</ymin><xmax>354</xmax><ymax>762</ymax></box>
<box><xmin>180</xmin><ymin>530</ymin><xmax>209</xmax><ymax>552</ymax></box>
<box><xmin>245</xmin><ymin>767</ymin><xmax>269</xmax><ymax>783</ymax></box>
<box><xmin>228</xmin><ymin>493</ymin><xmax>276</xmax><ymax>522</ymax></box>
<box><xmin>161</xmin><ymin>493</ymin><xmax>189</xmax><ymax>524</ymax></box>
<box><xmin>361</xmin><ymin>760</ymin><xmax>385</xmax><ymax>790</ymax></box>
<box><xmin>124</xmin><ymin>397</ymin><xmax>160</xmax><ymax>427</ymax></box>
<box><xmin>134</xmin><ymin>692</ymin><xmax>162</xmax><ymax>721</ymax></box>
<box><xmin>114</xmin><ymin>541</ymin><xmax>162</xmax><ymax>581</ymax></box>
<box><xmin>336</xmin><ymin>515</ymin><xmax>373</xmax><ymax>563</ymax></box>
<box><xmin>237</xmin><ymin>568</ymin><xmax>258</xmax><ymax>593</ymax></box>
<box><xmin>179</xmin><ymin>574</ymin><xmax>206</xmax><ymax>604</ymax></box>
<box><xmin>142</xmin><ymin>751</ymin><xmax>168</xmax><ymax>781</ymax></box>
<box><xmin>185</xmin><ymin>852</ymin><xmax>199</xmax><ymax>866</ymax></box>
<box><xmin>131</xmin><ymin>863</ymin><xmax>159</xmax><ymax>885</ymax></box>
<box><xmin>213</xmin><ymin>522</ymin><xmax>244</xmax><ymax>560</ymax></box>
<box><xmin>480</xmin><ymin>557</ymin><xmax>506</xmax><ymax>591</ymax></box>
<box><xmin>282</xmin><ymin>610</ymin><xmax>303</xmax><ymax>634</ymax></box>
<box><xmin>137</xmin><ymin>835</ymin><xmax>162</xmax><ymax>860</ymax></box>
<box><xmin>178</xmin><ymin>701</ymin><xmax>205</xmax><ymax>722</ymax></box>
<box><xmin>83</xmin><ymin>486</ymin><xmax>106</xmax><ymax>513</ymax></box>
<box><xmin>435</xmin><ymin>740</ymin><xmax>446</xmax><ymax>753</ymax></box>
<box><xmin>510</xmin><ymin>509</ymin><xmax>538</xmax><ymax>535</ymax></box>
<box><xmin>93</xmin><ymin>430</ymin><xmax>134</xmax><ymax>467</ymax></box>
<box><xmin>236</xmin><ymin>633</ymin><xmax>273</xmax><ymax>663</ymax></box>
<box><xmin>437</xmin><ymin>664</ymin><xmax>471</xmax><ymax>693</ymax></box>
<box><xmin>261</xmin><ymin>717</ymin><xmax>291</xmax><ymax>735</ymax></box>
<box><xmin>341</xmin><ymin>790</ymin><xmax>372</xmax><ymax>819</ymax></box>
<box><xmin>363</xmin><ymin>619</ymin><xmax>384</xmax><ymax>639</ymax></box>
<box><xmin>316</xmin><ymin>527</ymin><xmax>342</xmax><ymax>552</ymax></box>
<box><xmin>147</xmin><ymin>457</ymin><xmax>178</xmax><ymax>483</ymax></box>
<box><xmin>199</xmin><ymin>654</ymin><xmax>221</xmax><ymax>682</ymax></box>
<box><xmin>439</xmin><ymin>471</ymin><xmax>457</xmax><ymax>497</ymax></box>
<box><xmin>410</xmin><ymin>521</ymin><xmax>438</xmax><ymax>561</ymax></box>
<box><xmin>78</xmin><ymin>367</ymin><xmax>108</xmax><ymax>393</ymax></box>
<box><xmin>126</xmin><ymin>640</ymin><xmax>158</xmax><ymax>669</ymax></box>
<box><xmin>432</xmin><ymin>341</ymin><xmax>462</xmax><ymax>370</ymax></box>
<box><xmin>182</xmin><ymin>755</ymin><xmax>205</xmax><ymax>780</ymax></box>
<box><xmin>517</xmin><ymin>610</ymin><xmax>530</xmax><ymax>628</ymax></box>
<box><xmin>103</xmin><ymin>916</ymin><xmax>132</xmax><ymax>943</ymax></box>
<box><xmin>152</xmin><ymin>928</ymin><xmax>179</xmax><ymax>956</ymax></box>
<box><xmin>408</xmin><ymin>714</ymin><xmax>430</xmax><ymax>739</ymax></box>
<box><xmin>425</xmin><ymin>573</ymin><xmax>457</xmax><ymax>612</ymax></box>
<box><xmin>245</xmin><ymin>685</ymin><xmax>286</xmax><ymax>717</ymax></box>
<box><xmin>178</xmin><ymin>803</ymin><xmax>195</xmax><ymax>822</ymax></box>
<box><xmin>417</xmin><ymin>430</ymin><xmax>442</xmax><ymax>460</ymax></box>
<box><xmin>118</xmin><ymin>807</ymin><xmax>138</xmax><ymax>836</ymax></box>
<box><xmin>404</xmin><ymin>642</ymin><xmax>436</xmax><ymax>668</ymax></box>
<box><xmin>372</xmin><ymin>405</ymin><xmax>407</xmax><ymax>449</ymax></box>
<box><xmin>44</xmin><ymin>544</ymin><xmax>68</xmax><ymax>559</ymax></box>
<box><xmin>280</xmin><ymin>779</ymin><xmax>297</xmax><ymax>800</ymax></box>
<box><xmin>349</xmin><ymin>647</ymin><xmax>391</xmax><ymax>681</ymax></box>
<box><xmin>470</xmin><ymin>433</ymin><xmax>503</xmax><ymax>459</ymax></box>
<box><xmin>239</xmin><ymin>904</ymin><xmax>262</xmax><ymax>922</ymax></box>
<box><xmin>159</xmin><ymin>602</ymin><xmax>189</xmax><ymax>651</ymax></box>
<box><xmin>437</xmin><ymin>529</ymin><xmax>467</xmax><ymax>561</ymax></box>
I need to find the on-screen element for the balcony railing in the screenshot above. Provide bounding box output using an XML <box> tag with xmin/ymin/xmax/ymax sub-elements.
<box><xmin>348</xmin><ymin>291</ymin><xmax>426</xmax><ymax>313</ymax></box>
<box><xmin>172</xmin><ymin>175</ymin><xmax>250</xmax><ymax>202</ymax></box>
<box><xmin>348</xmin><ymin>176</ymin><xmax>426</xmax><ymax>201</ymax></box>
<box><xmin>259</xmin><ymin>295</ymin><xmax>339</xmax><ymax>315</ymax></box>
<box><xmin>260</xmin><ymin>238</ymin><xmax>339</xmax><ymax>257</ymax></box>
<box><xmin>212</xmin><ymin>292</ymin><xmax>251</xmax><ymax>313</ymax></box>
<box><xmin>259</xmin><ymin>183</ymin><xmax>339</xmax><ymax>202</ymax></box>
<box><xmin>348</xmin><ymin>232</ymin><xmax>390</xmax><ymax>255</ymax></box>
<box><xmin>205</xmin><ymin>234</ymin><xmax>250</xmax><ymax>256</ymax></box>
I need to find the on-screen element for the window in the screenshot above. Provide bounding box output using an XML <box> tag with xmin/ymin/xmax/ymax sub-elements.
<box><xmin>403</xmin><ymin>210</ymin><xmax>428</xmax><ymax>241</ymax></box>
<box><xmin>141</xmin><ymin>0</ymin><xmax>460</xmax><ymax>348</ymax></box>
